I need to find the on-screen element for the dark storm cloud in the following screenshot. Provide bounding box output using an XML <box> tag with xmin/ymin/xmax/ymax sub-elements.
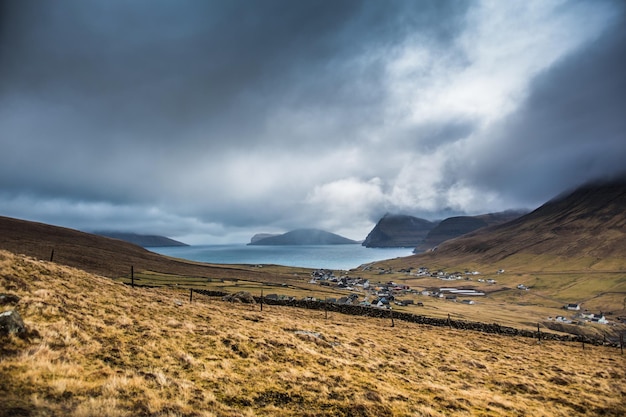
<box><xmin>0</xmin><ymin>0</ymin><xmax>467</xmax><ymax>197</ymax></box>
<box><xmin>456</xmin><ymin>10</ymin><xmax>626</xmax><ymax>207</ymax></box>
<box><xmin>0</xmin><ymin>0</ymin><xmax>624</xmax><ymax>242</ymax></box>
<box><xmin>0</xmin><ymin>0</ymin><xmax>465</xmax><ymax>140</ymax></box>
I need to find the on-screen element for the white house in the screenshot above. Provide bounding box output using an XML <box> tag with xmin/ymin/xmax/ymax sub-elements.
<box><xmin>591</xmin><ymin>314</ymin><xmax>608</xmax><ymax>324</ymax></box>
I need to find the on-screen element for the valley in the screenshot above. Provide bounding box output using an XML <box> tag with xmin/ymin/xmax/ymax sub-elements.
<box><xmin>1</xmin><ymin>250</ymin><xmax>625</xmax><ymax>417</ymax></box>
<box><xmin>1</xmin><ymin>180</ymin><xmax>626</xmax><ymax>416</ymax></box>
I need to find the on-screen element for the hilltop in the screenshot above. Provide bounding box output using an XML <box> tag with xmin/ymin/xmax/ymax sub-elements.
<box><xmin>93</xmin><ymin>231</ymin><xmax>188</xmax><ymax>248</ymax></box>
<box><xmin>248</xmin><ymin>229</ymin><xmax>358</xmax><ymax>245</ymax></box>
<box><xmin>1</xmin><ymin>250</ymin><xmax>624</xmax><ymax>416</ymax></box>
<box><xmin>362</xmin><ymin>214</ymin><xmax>435</xmax><ymax>248</ymax></box>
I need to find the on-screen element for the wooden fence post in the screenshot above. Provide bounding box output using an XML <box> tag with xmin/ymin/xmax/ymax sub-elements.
<box><xmin>620</xmin><ymin>333</ymin><xmax>624</xmax><ymax>355</ymax></box>
<box><xmin>390</xmin><ymin>308</ymin><xmax>395</xmax><ymax>328</ymax></box>
<box><xmin>325</xmin><ymin>297</ymin><xmax>328</xmax><ymax>320</ymax></box>
<box><xmin>537</xmin><ymin>323</ymin><xmax>541</xmax><ymax>343</ymax></box>
<box><xmin>260</xmin><ymin>289</ymin><xmax>263</xmax><ymax>312</ymax></box>
<box><xmin>131</xmin><ymin>266</ymin><xmax>134</xmax><ymax>288</ymax></box>
<box><xmin>189</xmin><ymin>288</ymin><xmax>193</xmax><ymax>303</ymax></box>
<box><xmin>50</xmin><ymin>249</ymin><xmax>54</xmax><ymax>262</ymax></box>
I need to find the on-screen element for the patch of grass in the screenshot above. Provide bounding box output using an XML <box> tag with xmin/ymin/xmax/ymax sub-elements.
<box><xmin>1</xmin><ymin>250</ymin><xmax>626</xmax><ymax>416</ymax></box>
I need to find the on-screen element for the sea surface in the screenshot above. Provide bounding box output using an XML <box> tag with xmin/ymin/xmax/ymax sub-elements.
<box><xmin>150</xmin><ymin>244</ymin><xmax>415</xmax><ymax>270</ymax></box>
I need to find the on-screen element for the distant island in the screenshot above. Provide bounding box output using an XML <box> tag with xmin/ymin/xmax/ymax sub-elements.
<box><xmin>248</xmin><ymin>229</ymin><xmax>358</xmax><ymax>245</ymax></box>
<box><xmin>94</xmin><ymin>231</ymin><xmax>188</xmax><ymax>248</ymax></box>
<box><xmin>249</xmin><ymin>233</ymin><xmax>280</xmax><ymax>244</ymax></box>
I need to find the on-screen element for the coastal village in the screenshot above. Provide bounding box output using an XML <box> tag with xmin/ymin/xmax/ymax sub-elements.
<box><xmin>262</xmin><ymin>266</ymin><xmax>617</xmax><ymax>327</ymax></box>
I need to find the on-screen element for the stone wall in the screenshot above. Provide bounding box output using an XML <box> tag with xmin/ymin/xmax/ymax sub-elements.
<box><xmin>191</xmin><ymin>289</ymin><xmax>619</xmax><ymax>346</ymax></box>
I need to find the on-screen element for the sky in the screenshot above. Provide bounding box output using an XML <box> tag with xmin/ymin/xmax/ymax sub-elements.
<box><xmin>1</xmin><ymin>0</ymin><xmax>625</xmax><ymax>244</ymax></box>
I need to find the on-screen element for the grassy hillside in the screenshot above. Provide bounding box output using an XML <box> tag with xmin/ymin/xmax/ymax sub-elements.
<box><xmin>0</xmin><ymin>216</ymin><xmax>303</xmax><ymax>283</ymax></box>
<box><xmin>1</xmin><ymin>250</ymin><xmax>625</xmax><ymax>417</ymax></box>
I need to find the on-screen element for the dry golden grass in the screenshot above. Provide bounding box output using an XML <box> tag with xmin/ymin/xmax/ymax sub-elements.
<box><xmin>1</xmin><ymin>250</ymin><xmax>625</xmax><ymax>417</ymax></box>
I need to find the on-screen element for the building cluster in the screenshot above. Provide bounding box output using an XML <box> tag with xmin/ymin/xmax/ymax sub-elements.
<box><xmin>308</xmin><ymin>268</ymin><xmax>492</xmax><ymax>308</ymax></box>
<box><xmin>410</xmin><ymin>267</ymin><xmax>483</xmax><ymax>281</ymax></box>
<box><xmin>547</xmin><ymin>303</ymin><xmax>611</xmax><ymax>325</ymax></box>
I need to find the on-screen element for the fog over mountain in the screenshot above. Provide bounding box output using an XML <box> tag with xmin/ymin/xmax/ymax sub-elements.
<box><xmin>1</xmin><ymin>0</ymin><xmax>625</xmax><ymax>243</ymax></box>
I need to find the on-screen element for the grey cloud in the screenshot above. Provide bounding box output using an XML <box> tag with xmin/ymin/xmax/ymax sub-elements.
<box><xmin>1</xmin><ymin>1</ymin><xmax>624</xmax><ymax>242</ymax></box>
<box><xmin>453</xmin><ymin>10</ymin><xmax>626</xmax><ymax>207</ymax></box>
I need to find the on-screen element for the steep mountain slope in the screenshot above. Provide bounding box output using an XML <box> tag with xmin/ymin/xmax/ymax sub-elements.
<box><xmin>403</xmin><ymin>178</ymin><xmax>626</xmax><ymax>270</ymax></box>
<box><xmin>474</xmin><ymin>210</ymin><xmax>529</xmax><ymax>226</ymax></box>
<box><xmin>415</xmin><ymin>216</ymin><xmax>488</xmax><ymax>252</ymax></box>
<box><xmin>415</xmin><ymin>210</ymin><xmax>526</xmax><ymax>252</ymax></box>
<box><xmin>248</xmin><ymin>229</ymin><xmax>357</xmax><ymax>245</ymax></box>
<box><xmin>362</xmin><ymin>214</ymin><xmax>436</xmax><ymax>248</ymax></box>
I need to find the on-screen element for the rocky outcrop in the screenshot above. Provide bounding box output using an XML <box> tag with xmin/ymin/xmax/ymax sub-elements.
<box><xmin>0</xmin><ymin>293</ymin><xmax>20</xmax><ymax>305</ymax></box>
<box><xmin>0</xmin><ymin>310</ymin><xmax>26</xmax><ymax>336</ymax></box>
<box><xmin>362</xmin><ymin>214</ymin><xmax>435</xmax><ymax>248</ymax></box>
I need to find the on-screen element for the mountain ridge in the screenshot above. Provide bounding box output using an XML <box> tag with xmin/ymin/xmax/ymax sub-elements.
<box><xmin>415</xmin><ymin>210</ymin><xmax>527</xmax><ymax>252</ymax></box>
<box><xmin>390</xmin><ymin>178</ymin><xmax>626</xmax><ymax>270</ymax></box>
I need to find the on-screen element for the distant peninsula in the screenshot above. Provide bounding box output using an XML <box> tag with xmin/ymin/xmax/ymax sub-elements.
<box><xmin>248</xmin><ymin>229</ymin><xmax>358</xmax><ymax>245</ymax></box>
<box><xmin>94</xmin><ymin>231</ymin><xmax>188</xmax><ymax>248</ymax></box>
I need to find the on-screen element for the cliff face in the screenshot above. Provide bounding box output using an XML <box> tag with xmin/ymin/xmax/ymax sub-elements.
<box><xmin>362</xmin><ymin>214</ymin><xmax>436</xmax><ymax>248</ymax></box>
<box><xmin>249</xmin><ymin>233</ymin><xmax>279</xmax><ymax>244</ymax></box>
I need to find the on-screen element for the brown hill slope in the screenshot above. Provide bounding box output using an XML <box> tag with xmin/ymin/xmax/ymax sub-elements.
<box><xmin>0</xmin><ymin>216</ymin><xmax>280</xmax><ymax>281</ymax></box>
<box><xmin>93</xmin><ymin>231</ymin><xmax>188</xmax><ymax>247</ymax></box>
<box><xmin>388</xmin><ymin>179</ymin><xmax>626</xmax><ymax>271</ymax></box>
<box><xmin>2</xmin><ymin>250</ymin><xmax>625</xmax><ymax>416</ymax></box>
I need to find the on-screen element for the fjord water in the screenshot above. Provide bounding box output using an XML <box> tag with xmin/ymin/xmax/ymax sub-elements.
<box><xmin>151</xmin><ymin>244</ymin><xmax>415</xmax><ymax>270</ymax></box>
